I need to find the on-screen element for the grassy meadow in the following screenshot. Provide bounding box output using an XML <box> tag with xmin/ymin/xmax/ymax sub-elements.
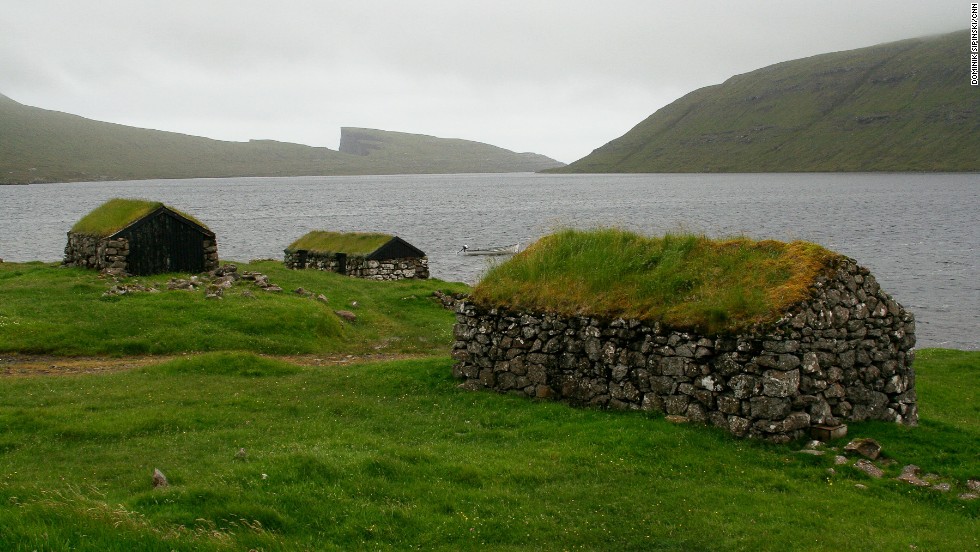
<box><xmin>0</xmin><ymin>260</ymin><xmax>467</xmax><ymax>357</ymax></box>
<box><xmin>0</xmin><ymin>261</ymin><xmax>976</xmax><ymax>550</ymax></box>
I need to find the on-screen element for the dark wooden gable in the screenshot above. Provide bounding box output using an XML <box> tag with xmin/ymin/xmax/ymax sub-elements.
<box><xmin>366</xmin><ymin>236</ymin><xmax>426</xmax><ymax>260</ymax></box>
<box><xmin>111</xmin><ymin>206</ymin><xmax>214</xmax><ymax>275</ymax></box>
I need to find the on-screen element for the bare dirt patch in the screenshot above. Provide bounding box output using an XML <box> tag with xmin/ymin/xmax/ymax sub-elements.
<box><xmin>0</xmin><ymin>352</ymin><xmax>429</xmax><ymax>378</ymax></box>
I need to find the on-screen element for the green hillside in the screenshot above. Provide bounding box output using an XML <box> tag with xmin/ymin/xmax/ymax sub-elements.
<box><xmin>339</xmin><ymin>127</ymin><xmax>562</xmax><ymax>173</ymax></box>
<box><xmin>0</xmin><ymin>95</ymin><xmax>563</xmax><ymax>184</ymax></box>
<box><xmin>553</xmin><ymin>30</ymin><xmax>978</xmax><ymax>173</ymax></box>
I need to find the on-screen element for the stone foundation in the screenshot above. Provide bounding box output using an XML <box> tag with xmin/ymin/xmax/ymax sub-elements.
<box><xmin>452</xmin><ymin>258</ymin><xmax>916</xmax><ymax>442</ymax></box>
<box><xmin>64</xmin><ymin>232</ymin><xmax>218</xmax><ymax>275</ymax></box>
<box><xmin>284</xmin><ymin>250</ymin><xmax>429</xmax><ymax>280</ymax></box>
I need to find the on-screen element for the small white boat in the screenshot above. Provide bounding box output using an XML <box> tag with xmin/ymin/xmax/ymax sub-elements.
<box><xmin>457</xmin><ymin>243</ymin><xmax>520</xmax><ymax>256</ymax></box>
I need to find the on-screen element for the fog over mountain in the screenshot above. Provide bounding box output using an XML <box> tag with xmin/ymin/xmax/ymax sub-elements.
<box><xmin>0</xmin><ymin>1</ymin><xmax>965</xmax><ymax>163</ymax></box>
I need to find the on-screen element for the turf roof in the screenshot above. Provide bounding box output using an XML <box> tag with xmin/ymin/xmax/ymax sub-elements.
<box><xmin>70</xmin><ymin>198</ymin><xmax>209</xmax><ymax>237</ymax></box>
<box><xmin>470</xmin><ymin>228</ymin><xmax>842</xmax><ymax>334</ymax></box>
<box><xmin>286</xmin><ymin>231</ymin><xmax>394</xmax><ymax>256</ymax></box>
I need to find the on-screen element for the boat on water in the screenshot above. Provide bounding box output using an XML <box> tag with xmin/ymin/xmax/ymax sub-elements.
<box><xmin>457</xmin><ymin>243</ymin><xmax>520</xmax><ymax>256</ymax></box>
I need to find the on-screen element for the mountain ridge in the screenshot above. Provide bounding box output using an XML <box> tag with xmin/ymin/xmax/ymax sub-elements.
<box><xmin>550</xmin><ymin>30</ymin><xmax>978</xmax><ymax>173</ymax></box>
<box><xmin>0</xmin><ymin>95</ymin><xmax>563</xmax><ymax>184</ymax></box>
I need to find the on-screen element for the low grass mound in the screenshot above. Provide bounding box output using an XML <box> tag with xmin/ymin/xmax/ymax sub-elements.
<box><xmin>70</xmin><ymin>198</ymin><xmax>209</xmax><ymax>237</ymax></box>
<box><xmin>0</xmin><ymin>260</ymin><xmax>467</xmax><ymax>356</ymax></box>
<box><xmin>285</xmin><ymin>230</ymin><xmax>393</xmax><ymax>255</ymax></box>
<box><xmin>471</xmin><ymin>228</ymin><xmax>841</xmax><ymax>333</ymax></box>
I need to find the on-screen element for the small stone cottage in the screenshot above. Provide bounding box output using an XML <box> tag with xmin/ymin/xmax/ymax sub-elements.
<box><xmin>452</xmin><ymin>229</ymin><xmax>917</xmax><ymax>442</ymax></box>
<box><xmin>284</xmin><ymin>230</ymin><xmax>429</xmax><ymax>280</ymax></box>
<box><xmin>64</xmin><ymin>198</ymin><xmax>218</xmax><ymax>276</ymax></box>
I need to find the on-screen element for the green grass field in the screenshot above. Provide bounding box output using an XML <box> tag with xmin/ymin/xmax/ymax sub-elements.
<box><xmin>0</xmin><ymin>262</ymin><xmax>976</xmax><ymax>550</ymax></box>
<box><xmin>0</xmin><ymin>261</ymin><xmax>467</xmax><ymax>357</ymax></box>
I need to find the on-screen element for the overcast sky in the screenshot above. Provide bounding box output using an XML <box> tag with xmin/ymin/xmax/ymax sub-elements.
<box><xmin>0</xmin><ymin>1</ymin><xmax>967</xmax><ymax>163</ymax></box>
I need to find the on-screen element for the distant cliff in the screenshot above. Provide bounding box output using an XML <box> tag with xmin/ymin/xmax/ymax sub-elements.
<box><xmin>551</xmin><ymin>30</ymin><xmax>978</xmax><ymax>173</ymax></box>
<box><xmin>0</xmin><ymin>95</ymin><xmax>563</xmax><ymax>184</ymax></box>
<box><xmin>338</xmin><ymin>127</ymin><xmax>563</xmax><ymax>173</ymax></box>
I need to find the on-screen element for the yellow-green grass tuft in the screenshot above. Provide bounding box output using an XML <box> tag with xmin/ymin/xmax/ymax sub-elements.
<box><xmin>70</xmin><ymin>198</ymin><xmax>209</xmax><ymax>236</ymax></box>
<box><xmin>471</xmin><ymin>228</ymin><xmax>842</xmax><ymax>334</ymax></box>
<box><xmin>286</xmin><ymin>230</ymin><xmax>393</xmax><ymax>255</ymax></box>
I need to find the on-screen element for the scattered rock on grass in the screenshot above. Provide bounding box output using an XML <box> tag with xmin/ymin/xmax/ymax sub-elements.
<box><xmin>798</xmin><ymin>440</ymin><xmax>826</xmax><ymax>455</ymax></box>
<box><xmin>103</xmin><ymin>283</ymin><xmax>158</xmax><ymax>296</ymax></box>
<box><xmin>334</xmin><ymin>310</ymin><xmax>357</xmax><ymax>323</ymax></box>
<box><xmin>211</xmin><ymin>264</ymin><xmax>238</xmax><ymax>278</ymax></box>
<box><xmin>897</xmin><ymin>465</ymin><xmax>930</xmax><ymax>487</ymax></box>
<box><xmin>152</xmin><ymin>468</ymin><xmax>169</xmax><ymax>488</ymax></box>
<box><xmin>168</xmin><ymin>277</ymin><xmax>199</xmax><ymax>291</ymax></box>
<box><xmin>853</xmin><ymin>459</ymin><xmax>884</xmax><ymax>478</ymax></box>
<box><xmin>844</xmin><ymin>438</ymin><xmax>882</xmax><ymax>460</ymax></box>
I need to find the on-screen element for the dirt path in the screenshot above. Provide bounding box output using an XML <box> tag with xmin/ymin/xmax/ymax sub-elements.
<box><xmin>0</xmin><ymin>352</ymin><xmax>429</xmax><ymax>377</ymax></box>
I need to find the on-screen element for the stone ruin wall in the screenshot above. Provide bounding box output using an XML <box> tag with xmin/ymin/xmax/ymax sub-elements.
<box><xmin>284</xmin><ymin>251</ymin><xmax>429</xmax><ymax>280</ymax></box>
<box><xmin>451</xmin><ymin>258</ymin><xmax>917</xmax><ymax>442</ymax></box>
<box><xmin>64</xmin><ymin>233</ymin><xmax>131</xmax><ymax>272</ymax></box>
<box><xmin>64</xmin><ymin>232</ymin><xmax>219</xmax><ymax>274</ymax></box>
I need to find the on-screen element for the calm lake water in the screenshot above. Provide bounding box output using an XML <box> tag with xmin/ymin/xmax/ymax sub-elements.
<box><xmin>1</xmin><ymin>173</ymin><xmax>977</xmax><ymax>350</ymax></box>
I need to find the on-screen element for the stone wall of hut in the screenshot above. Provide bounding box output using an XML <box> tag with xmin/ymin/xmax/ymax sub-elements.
<box><xmin>284</xmin><ymin>251</ymin><xmax>429</xmax><ymax>280</ymax></box>
<box><xmin>451</xmin><ymin>258</ymin><xmax>917</xmax><ymax>442</ymax></box>
<box><xmin>63</xmin><ymin>232</ymin><xmax>218</xmax><ymax>274</ymax></box>
<box><xmin>202</xmin><ymin>240</ymin><xmax>219</xmax><ymax>271</ymax></box>
<box><xmin>64</xmin><ymin>233</ymin><xmax>130</xmax><ymax>272</ymax></box>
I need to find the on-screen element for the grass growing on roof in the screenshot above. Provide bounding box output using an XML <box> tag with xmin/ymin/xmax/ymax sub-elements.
<box><xmin>70</xmin><ymin>198</ymin><xmax>210</xmax><ymax>236</ymax></box>
<box><xmin>286</xmin><ymin>230</ymin><xmax>393</xmax><ymax>255</ymax></box>
<box><xmin>471</xmin><ymin>228</ymin><xmax>841</xmax><ymax>334</ymax></box>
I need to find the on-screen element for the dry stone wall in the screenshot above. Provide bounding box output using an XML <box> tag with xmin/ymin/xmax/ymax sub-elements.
<box><xmin>452</xmin><ymin>257</ymin><xmax>917</xmax><ymax>442</ymax></box>
<box><xmin>284</xmin><ymin>251</ymin><xmax>429</xmax><ymax>280</ymax></box>
<box><xmin>64</xmin><ymin>233</ymin><xmax>131</xmax><ymax>272</ymax></box>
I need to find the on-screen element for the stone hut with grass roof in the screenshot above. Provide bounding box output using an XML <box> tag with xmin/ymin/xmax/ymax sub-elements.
<box><xmin>64</xmin><ymin>198</ymin><xmax>218</xmax><ymax>276</ymax></box>
<box><xmin>284</xmin><ymin>230</ymin><xmax>429</xmax><ymax>280</ymax></box>
<box><xmin>452</xmin><ymin>229</ymin><xmax>917</xmax><ymax>442</ymax></box>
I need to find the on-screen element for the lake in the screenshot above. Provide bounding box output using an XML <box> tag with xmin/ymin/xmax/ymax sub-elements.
<box><xmin>1</xmin><ymin>172</ymin><xmax>977</xmax><ymax>350</ymax></box>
